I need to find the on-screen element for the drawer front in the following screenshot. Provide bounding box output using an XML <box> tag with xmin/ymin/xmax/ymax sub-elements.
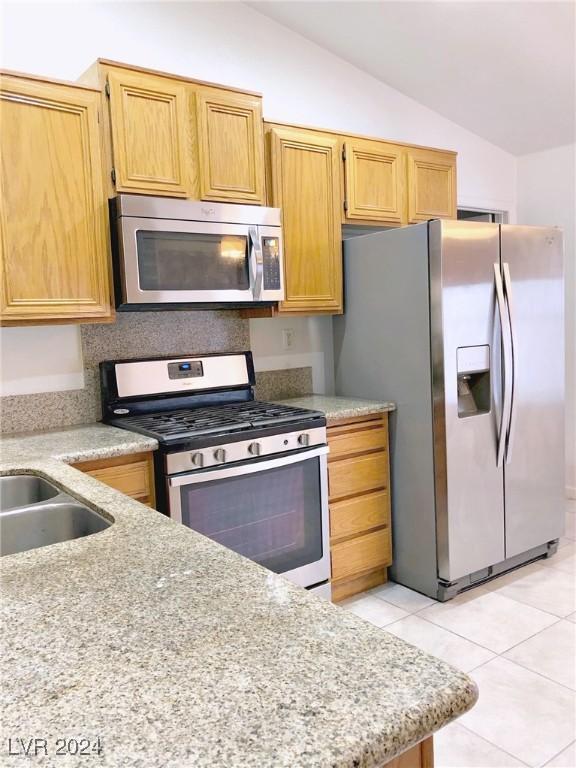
<box><xmin>331</xmin><ymin>528</ymin><xmax>392</xmax><ymax>581</ymax></box>
<box><xmin>329</xmin><ymin>452</ymin><xmax>388</xmax><ymax>500</ymax></box>
<box><xmin>328</xmin><ymin>422</ymin><xmax>387</xmax><ymax>460</ymax></box>
<box><xmin>330</xmin><ymin>490</ymin><xmax>389</xmax><ymax>542</ymax></box>
<box><xmin>87</xmin><ymin>460</ymin><xmax>151</xmax><ymax>500</ymax></box>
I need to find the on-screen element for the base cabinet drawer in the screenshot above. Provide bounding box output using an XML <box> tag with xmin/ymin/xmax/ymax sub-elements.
<box><xmin>329</xmin><ymin>451</ymin><xmax>388</xmax><ymax>500</ymax></box>
<box><xmin>327</xmin><ymin>422</ymin><xmax>387</xmax><ymax>459</ymax></box>
<box><xmin>330</xmin><ymin>491</ymin><xmax>389</xmax><ymax>541</ymax></box>
<box><xmin>331</xmin><ymin>528</ymin><xmax>392</xmax><ymax>581</ymax></box>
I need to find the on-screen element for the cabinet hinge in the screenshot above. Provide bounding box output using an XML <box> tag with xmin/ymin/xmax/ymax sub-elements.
<box><xmin>342</xmin><ymin>147</ymin><xmax>346</xmax><ymax>162</ymax></box>
<box><xmin>105</xmin><ymin>80</ymin><xmax>110</xmax><ymax>98</ymax></box>
<box><xmin>343</xmin><ymin>200</ymin><xmax>348</xmax><ymax>213</ymax></box>
<box><xmin>111</xmin><ymin>168</ymin><xmax>116</xmax><ymax>184</ymax></box>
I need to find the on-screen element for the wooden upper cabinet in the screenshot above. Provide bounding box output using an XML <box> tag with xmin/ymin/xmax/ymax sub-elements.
<box><xmin>406</xmin><ymin>147</ymin><xmax>457</xmax><ymax>222</ymax></box>
<box><xmin>81</xmin><ymin>61</ymin><xmax>266</xmax><ymax>205</ymax></box>
<box><xmin>268</xmin><ymin>126</ymin><xmax>343</xmax><ymax>314</ymax></box>
<box><xmin>343</xmin><ymin>138</ymin><xmax>405</xmax><ymax>224</ymax></box>
<box><xmin>196</xmin><ymin>87</ymin><xmax>264</xmax><ymax>203</ymax></box>
<box><xmin>0</xmin><ymin>73</ymin><xmax>111</xmax><ymax>325</ymax></box>
<box><xmin>106</xmin><ymin>69</ymin><xmax>192</xmax><ymax>197</ymax></box>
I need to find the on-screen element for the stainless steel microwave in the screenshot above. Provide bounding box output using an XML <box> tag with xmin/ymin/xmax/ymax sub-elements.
<box><xmin>111</xmin><ymin>195</ymin><xmax>284</xmax><ymax>310</ymax></box>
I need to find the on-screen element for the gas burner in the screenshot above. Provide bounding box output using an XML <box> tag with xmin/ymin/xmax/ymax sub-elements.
<box><xmin>109</xmin><ymin>401</ymin><xmax>323</xmax><ymax>443</ymax></box>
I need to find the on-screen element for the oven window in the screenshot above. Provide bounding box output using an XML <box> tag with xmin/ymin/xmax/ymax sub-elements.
<box><xmin>179</xmin><ymin>458</ymin><xmax>323</xmax><ymax>575</ymax></box>
<box><xmin>136</xmin><ymin>231</ymin><xmax>249</xmax><ymax>291</ymax></box>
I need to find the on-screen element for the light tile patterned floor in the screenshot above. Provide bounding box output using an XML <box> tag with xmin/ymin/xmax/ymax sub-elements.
<box><xmin>340</xmin><ymin>500</ymin><xmax>576</xmax><ymax>767</ymax></box>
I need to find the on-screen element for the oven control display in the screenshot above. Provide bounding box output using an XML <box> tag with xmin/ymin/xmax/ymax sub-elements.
<box><xmin>262</xmin><ymin>237</ymin><xmax>281</xmax><ymax>290</ymax></box>
<box><xmin>168</xmin><ymin>360</ymin><xmax>204</xmax><ymax>380</ymax></box>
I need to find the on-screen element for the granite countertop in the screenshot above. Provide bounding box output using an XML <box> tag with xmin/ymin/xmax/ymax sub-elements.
<box><xmin>275</xmin><ymin>394</ymin><xmax>395</xmax><ymax>422</ymax></box>
<box><xmin>0</xmin><ymin>423</ymin><xmax>476</xmax><ymax>767</ymax></box>
<box><xmin>0</xmin><ymin>422</ymin><xmax>158</xmax><ymax>464</ymax></box>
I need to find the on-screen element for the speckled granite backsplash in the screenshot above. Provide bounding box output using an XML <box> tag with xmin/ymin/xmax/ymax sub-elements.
<box><xmin>254</xmin><ymin>367</ymin><xmax>313</xmax><ymax>401</ymax></box>
<box><xmin>1</xmin><ymin>311</ymin><xmax>249</xmax><ymax>434</ymax></box>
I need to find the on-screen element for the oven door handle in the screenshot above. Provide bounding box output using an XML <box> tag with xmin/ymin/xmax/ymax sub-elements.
<box><xmin>168</xmin><ymin>446</ymin><xmax>330</xmax><ymax>487</ymax></box>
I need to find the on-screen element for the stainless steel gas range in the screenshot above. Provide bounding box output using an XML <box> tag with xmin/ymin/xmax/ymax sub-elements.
<box><xmin>100</xmin><ymin>352</ymin><xmax>331</xmax><ymax>597</ymax></box>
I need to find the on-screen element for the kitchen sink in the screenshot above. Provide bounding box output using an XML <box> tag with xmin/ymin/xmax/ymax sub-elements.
<box><xmin>0</xmin><ymin>474</ymin><xmax>111</xmax><ymax>556</ymax></box>
<box><xmin>0</xmin><ymin>475</ymin><xmax>61</xmax><ymax>512</ymax></box>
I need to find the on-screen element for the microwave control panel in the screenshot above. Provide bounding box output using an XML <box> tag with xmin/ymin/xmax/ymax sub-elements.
<box><xmin>262</xmin><ymin>237</ymin><xmax>281</xmax><ymax>290</ymax></box>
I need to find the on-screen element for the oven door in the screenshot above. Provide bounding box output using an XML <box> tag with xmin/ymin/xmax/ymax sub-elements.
<box><xmin>168</xmin><ymin>447</ymin><xmax>330</xmax><ymax>589</ymax></box>
<box><xmin>117</xmin><ymin>217</ymin><xmax>283</xmax><ymax>305</ymax></box>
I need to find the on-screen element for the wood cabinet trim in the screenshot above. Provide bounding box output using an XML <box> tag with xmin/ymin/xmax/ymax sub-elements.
<box><xmin>92</xmin><ymin>59</ymin><xmax>262</xmax><ymax>97</ymax></box>
<box><xmin>327</xmin><ymin>412</ymin><xmax>389</xmax><ymax>429</ymax></box>
<box><xmin>1</xmin><ymin>68</ymin><xmax>100</xmax><ymax>92</ymax></box>
<box><xmin>265</xmin><ymin>119</ymin><xmax>457</xmax><ymax>156</ymax></box>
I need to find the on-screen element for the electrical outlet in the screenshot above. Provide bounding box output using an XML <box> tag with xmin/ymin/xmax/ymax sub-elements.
<box><xmin>282</xmin><ymin>328</ymin><xmax>295</xmax><ymax>350</ymax></box>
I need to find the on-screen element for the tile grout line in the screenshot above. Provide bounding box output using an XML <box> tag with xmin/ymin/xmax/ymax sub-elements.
<box><xmin>541</xmin><ymin>739</ymin><xmax>576</xmax><ymax>768</ymax></box>
<box><xmin>454</xmin><ymin>722</ymin><xmax>531</xmax><ymax>767</ymax></box>
<box><xmin>502</xmin><ymin>653</ymin><xmax>576</xmax><ymax>695</ymax></box>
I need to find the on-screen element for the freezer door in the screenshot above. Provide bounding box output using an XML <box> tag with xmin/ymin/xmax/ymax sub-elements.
<box><xmin>500</xmin><ymin>226</ymin><xmax>565</xmax><ymax>557</ymax></box>
<box><xmin>430</xmin><ymin>220</ymin><xmax>505</xmax><ymax>582</ymax></box>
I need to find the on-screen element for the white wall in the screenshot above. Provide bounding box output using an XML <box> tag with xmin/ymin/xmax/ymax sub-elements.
<box><xmin>0</xmin><ymin>1</ymin><xmax>517</xmax><ymax>397</ymax></box>
<box><xmin>517</xmin><ymin>143</ymin><xmax>576</xmax><ymax>496</ymax></box>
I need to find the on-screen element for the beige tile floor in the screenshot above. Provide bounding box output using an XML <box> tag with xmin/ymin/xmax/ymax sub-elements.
<box><xmin>340</xmin><ymin>499</ymin><xmax>576</xmax><ymax>767</ymax></box>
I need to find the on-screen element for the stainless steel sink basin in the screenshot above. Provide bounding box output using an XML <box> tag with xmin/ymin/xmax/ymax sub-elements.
<box><xmin>0</xmin><ymin>474</ymin><xmax>112</xmax><ymax>556</ymax></box>
<box><xmin>0</xmin><ymin>475</ymin><xmax>61</xmax><ymax>512</ymax></box>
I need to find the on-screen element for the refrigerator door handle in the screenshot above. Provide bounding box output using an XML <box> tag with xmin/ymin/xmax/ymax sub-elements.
<box><xmin>502</xmin><ymin>262</ymin><xmax>517</xmax><ymax>464</ymax></box>
<box><xmin>494</xmin><ymin>263</ymin><xmax>513</xmax><ymax>468</ymax></box>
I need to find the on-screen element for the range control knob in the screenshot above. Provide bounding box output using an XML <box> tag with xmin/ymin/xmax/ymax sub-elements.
<box><xmin>213</xmin><ymin>448</ymin><xmax>227</xmax><ymax>463</ymax></box>
<box><xmin>190</xmin><ymin>452</ymin><xmax>204</xmax><ymax>467</ymax></box>
<box><xmin>248</xmin><ymin>442</ymin><xmax>261</xmax><ymax>456</ymax></box>
<box><xmin>297</xmin><ymin>433</ymin><xmax>310</xmax><ymax>447</ymax></box>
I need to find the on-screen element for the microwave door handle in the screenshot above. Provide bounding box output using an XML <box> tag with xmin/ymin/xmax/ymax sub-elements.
<box><xmin>168</xmin><ymin>446</ymin><xmax>330</xmax><ymax>487</ymax></box>
<box><xmin>249</xmin><ymin>226</ymin><xmax>263</xmax><ymax>300</ymax></box>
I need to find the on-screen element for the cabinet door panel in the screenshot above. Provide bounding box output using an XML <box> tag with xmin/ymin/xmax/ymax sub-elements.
<box><xmin>407</xmin><ymin>147</ymin><xmax>456</xmax><ymax>222</ymax></box>
<box><xmin>197</xmin><ymin>89</ymin><xmax>264</xmax><ymax>203</ymax></box>
<box><xmin>107</xmin><ymin>70</ymin><xmax>190</xmax><ymax>196</ymax></box>
<box><xmin>329</xmin><ymin>452</ymin><xmax>389</xmax><ymax>501</ymax></box>
<box><xmin>330</xmin><ymin>491</ymin><xmax>389</xmax><ymax>542</ymax></box>
<box><xmin>331</xmin><ymin>528</ymin><xmax>392</xmax><ymax>580</ymax></box>
<box><xmin>0</xmin><ymin>76</ymin><xmax>110</xmax><ymax>322</ymax></box>
<box><xmin>269</xmin><ymin>127</ymin><xmax>342</xmax><ymax>313</ymax></box>
<box><xmin>344</xmin><ymin>139</ymin><xmax>404</xmax><ymax>223</ymax></box>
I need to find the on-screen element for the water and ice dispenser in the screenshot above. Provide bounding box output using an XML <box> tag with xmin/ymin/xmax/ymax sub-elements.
<box><xmin>457</xmin><ymin>345</ymin><xmax>491</xmax><ymax>418</ymax></box>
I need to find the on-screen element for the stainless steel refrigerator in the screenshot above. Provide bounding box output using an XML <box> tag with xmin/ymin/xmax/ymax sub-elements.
<box><xmin>334</xmin><ymin>220</ymin><xmax>565</xmax><ymax>600</ymax></box>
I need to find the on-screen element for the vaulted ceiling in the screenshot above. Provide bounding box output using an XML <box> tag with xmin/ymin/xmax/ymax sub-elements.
<box><xmin>249</xmin><ymin>1</ymin><xmax>575</xmax><ymax>155</ymax></box>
